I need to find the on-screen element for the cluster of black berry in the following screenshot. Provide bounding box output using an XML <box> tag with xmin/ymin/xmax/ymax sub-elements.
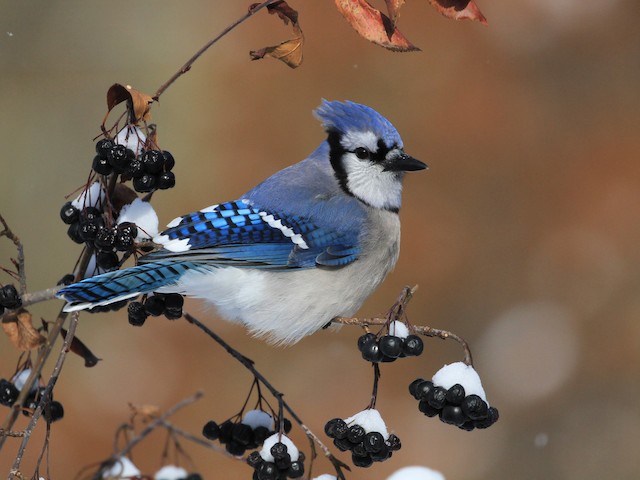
<box><xmin>324</xmin><ymin>418</ymin><xmax>400</xmax><ymax>468</ymax></box>
<box><xmin>0</xmin><ymin>379</ymin><xmax>64</xmax><ymax>422</ymax></box>
<box><xmin>202</xmin><ymin>416</ymin><xmax>291</xmax><ymax>457</ymax></box>
<box><xmin>409</xmin><ymin>379</ymin><xmax>499</xmax><ymax>430</ymax></box>
<box><xmin>127</xmin><ymin>293</ymin><xmax>185</xmax><ymax>326</ymax></box>
<box><xmin>246</xmin><ymin>441</ymin><xmax>305</xmax><ymax>480</ymax></box>
<box><xmin>357</xmin><ymin>331</ymin><xmax>424</xmax><ymax>363</ymax></box>
<box><xmin>0</xmin><ymin>284</ymin><xmax>21</xmax><ymax>315</ymax></box>
<box><xmin>93</xmin><ymin>139</ymin><xmax>175</xmax><ymax>193</ymax></box>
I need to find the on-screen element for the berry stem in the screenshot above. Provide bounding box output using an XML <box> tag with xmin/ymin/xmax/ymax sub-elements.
<box><xmin>368</xmin><ymin>363</ymin><xmax>381</xmax><ymax>410</ymax></box>
<box><xmin>0</xmin><ymin>214</ymin><xmax>27</xmax><ymax>295</ymax></box>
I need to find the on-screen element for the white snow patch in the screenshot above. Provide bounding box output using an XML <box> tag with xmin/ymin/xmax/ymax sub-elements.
<box><xmin>115</xmin><ymin>125</ymin><xmax>146</xmax><ymax>156</ymax></box>
<box><xmin>118</xmin><ymin>198</ymin><xmax>159</xmax><ymax>240</ymax></box>
<box><xmin>432</xmin><ymin>362</ymin><xmax>487</xmax><ymax>403</ymax></box>
<box><xmin>260</xmin><ymin>433</ymin><xmax>299</xmax><ymax>462</ymax></box>
<box><xmin>101</xmin><ymin>456</ymin><xmax>141</xmax><ymax>478</ymax></box>
<box><xmin>242</xmin><ymin>409</ymin><xmax>274</xmax><ymax>430</ymax></box>
<box><xmin>313</xmin><ymin>476</ymin><xmax>338</xmax><ymax>480</ymax></box>
<box><xmin>154</xmin><ymin>465</ymin><xmax>188</xmax><ymax>480</ymax></box>
<box><xmin>344</xmin><ymin>408</ymin><xmax>389</xmax><ymax>439</ymax></box>
<box><xmin>72</xmin><ymin>182</ymin><xmax>105</xmax><ymax>210</ymax></box>
<box><xmin>388</xmin><ymin>321</ymin><xmax>409</xmax><ymax>339</ymax></box>
<box><xmin>387</xmin><ymin>466</ymin><xmax>446</xmax><ymax>480</ymax></box>
<box><xmin>12</xmin><ymin>369</ymin><xmax>37</xmax><ymax>393</ymax></box>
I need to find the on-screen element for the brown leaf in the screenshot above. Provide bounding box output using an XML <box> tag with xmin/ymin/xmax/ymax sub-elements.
<box><xmin>428</xmin><ymin>0</ymin><xmax>488</xmax><ymax>25</ymax></box>
<box><xmin>385</xmin><ymin>0</ymin><xmax>406</xmax><ymax>26</ymax></box>
<box><xmin>249</xmin><ymin>1</ymin><xmax>304</xmax><ymax>68</ymax></box>
<box><xmin>61</xmin><ymin>327</ymin><xmax>101</xmax><ymax>368</ymax></box>
<box><xmin>104</xmin><ymin>83</ymin><xmax>153</xmax><ymax>127</ymax></box>
<box><xmin>335</xmin><ymin>0</ymin><xmax>420</xmax><ymax>52</ymax></box>
<box><xmin>2</xmin><ymin>309</ymin><xmax>45</xmax><ymax>350</ymax></box>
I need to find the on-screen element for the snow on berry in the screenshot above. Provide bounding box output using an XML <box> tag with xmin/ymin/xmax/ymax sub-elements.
<box><xmin>242</xmin><ymin>409</ymin><xmax>274</xmax><ymax>430</ymax></box>
<box><xmin>260</xmin><ymin>433</ymin><xmax>299</xmax><ymax>463</ymax></box>
<box><xmin>117</xmin><ymin>198</ymin><xmax>159</xmax><ymax>240</ymax></box>
<box><xmin>312</xmin><ymin>476</ymin><xmax>338</xmax><ymax>480</ymax></box>
<box><xmin>386</xmin><ymin>466</ymin><xmax>446</xmax><ymax>480</ymax></box>
<box><xmin>154</xmin><ymin>465</ymin><xmax>188</xmax><ymax>480</ymax></box>
<box><xmin>388</xmin><ymin>320</ymin><xmax>410</xmax><ymax>339</ymax></box>
<box><xmin>115</xmin><ymin>125</ymin><xmax>146</xmax><ymax>156</ymax></box>
<box><xmin>12</xmin><ymin>369</ymin><xmax>37</xmax><ymax>394</ymax></box>
<box><xmin>101</xmin><ymin>456</ymin><xmax>141</xmax><ymax>478</ymax></box>
<box><xmin>432</xmin><ymin>362</ymin><xmax>488</xmax><ymax>404</ymax></box>
<box><xmin>71</xmin><ymin>181</ymin><xmax>105</xmax><ymax>210</ymax></box>
<box><xmin>344</xmin><ymin>408</ymin><xmax>389</xmax><ymax>439</ymax></box>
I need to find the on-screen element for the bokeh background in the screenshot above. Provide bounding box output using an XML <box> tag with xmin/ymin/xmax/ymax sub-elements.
<box><xmin>1</xmin><ymin>1</ymin><xmax>639</xmax><ymax>479</ymax></box>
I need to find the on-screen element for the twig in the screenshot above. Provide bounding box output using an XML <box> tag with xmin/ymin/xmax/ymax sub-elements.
<box><xmin>9</xmin><ymin>312</ymin><xmax>79</xmax><ymax>479</ymax></box>
<box><xmin>152</xmin><ymin>0</ymin><xmax>281</xmax><ymax>101</ymax></box>
<box><xmin>160</xmin><ymin>420</ymin><xmax>232</xmax><ymax>457</ymax></box>
<box><xmin>0</xmin><ymin>214</ymin><xmax>27</xmax><ymax>295</ymax></box>
<box><xmin>184</xmin><ymin>312</ymin><xmax>349</xmax><ymax>480</ymax></box>
<box><xmin>19</xmin><ymin>286</ymin><xmax>63</xmax><ymax>308</ymax></box>
<box><xmin>0</xmin><ymin>429</ymin><xmax>25</xmax><ymax>438</ymax></box>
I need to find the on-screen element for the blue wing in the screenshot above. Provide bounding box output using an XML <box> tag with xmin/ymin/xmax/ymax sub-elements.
<box><xmin>143</xmin><ymin>200</ymin><xmax>360</xmax><ymax>269</ymax></box>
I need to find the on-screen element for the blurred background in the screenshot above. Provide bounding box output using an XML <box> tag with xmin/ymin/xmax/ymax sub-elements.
<box><xmin>1</xmin><ymin>1</ymin><xmax>639</xmax><ymax>478</ymax></box>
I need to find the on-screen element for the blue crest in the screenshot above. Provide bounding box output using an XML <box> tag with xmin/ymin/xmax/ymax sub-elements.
<box><xmin>314</xmin><ymin>100</ymin><xmax>403</xmax><ymax>149</ymax></box>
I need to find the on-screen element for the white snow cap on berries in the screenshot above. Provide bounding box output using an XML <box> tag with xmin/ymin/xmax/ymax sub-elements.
<box><xmin>118</xmin><ymin>198</ymin><xmax>159</xmax><ymax>240</ymax></box>
<box><xmin>312</xmin><ymin>476</ymin><xmax>338</xmax><ymax>480</ymax></box>
<box><xmin>101</xmin><ymin>456</ymin><xmax>141</xmax><ymax>478</ymax></box>
<box><xmin>12</xmin><ymin>369</ymin><xmax>37</xmax><ymax>393</ymax></box>
<box><xmin>242</xmin><ymin>409</ymin><xmax>274</xmax><ymax>430</ymax></box>
<box><xmin>154</xmin><ymin>465</ymin><xmax>188</xmax><ymax>480</ymax></box>
<box><xmin>116</xmin><ymin>125</ymin><xmax>146</xmax><ymax>156</ymax></box>
<box><xmin>344</xmin><ymin>408</ymin><xmax>389</xmax><ymax>440</ymax></box>
<box><xmin>387</xmin><ymin>466</ymin><xmax>446</xmax><ymax>480</ymax></box>
<box><xmin>432</xmin><ymin>362</ymin><xmax>488</xmax><ymax>403</ymax></box>
<box><xmin>72</xmin><ymin>181</ymin><xmax>106</xmax><ymax>209</ymax></box>
<box><xmin>388</xmin><ymin>321</ymin><xmax>410</xmax><ymax>339</ymax></box>
<box><xmin>260</xmin><ymin>433</ymin><xmax>299</xmax><ymax>462</ymax></box>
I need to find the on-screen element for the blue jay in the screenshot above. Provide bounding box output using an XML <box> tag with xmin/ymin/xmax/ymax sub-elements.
<box><xmin>58</xmin><ymin>100</ymin><xmax>426</xmax><ymax>344</ymax></box>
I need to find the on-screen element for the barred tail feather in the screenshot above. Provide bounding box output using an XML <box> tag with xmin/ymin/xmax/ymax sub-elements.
<box><xmin>57</xmin><ymin>261</ymin><xmax>200</xmax><ymax>312</ymax></box>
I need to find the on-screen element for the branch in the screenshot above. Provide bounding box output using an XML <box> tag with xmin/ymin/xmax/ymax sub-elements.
<box><xmin>0</xmin><ymin>214</ymin><xmax>26</xmax><ymax>295</ymax></box>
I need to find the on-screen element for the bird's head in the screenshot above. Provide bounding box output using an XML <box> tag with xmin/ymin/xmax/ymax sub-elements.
<box><xmin>314</xmin><ymin>100</ymin><xmax>426</xmax><ymax>212</ymax></box>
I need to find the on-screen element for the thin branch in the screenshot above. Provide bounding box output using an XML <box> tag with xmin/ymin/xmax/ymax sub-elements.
<box><xmin>19</xmin><ymin>286</ymin><xmax>63</xmax><ymax>308</ymax></box>
<box><xmin>160</xmin><ymin>420</ymin><xmax>232</xmax><ymax>457</ymax></box>
<box><xmin>0</xmin><ymin>429</ymin><xmax>25</xmax><ymax>438</ymax></box>
<box><xmin>152</xmin><ymin>0</ymin><xmax>281</xmax><ymax>101</ymax></box>
<box><xmin>0</xmin><ymin>214</ymin><xmax>26</xmax><ymax>295</ymax></box>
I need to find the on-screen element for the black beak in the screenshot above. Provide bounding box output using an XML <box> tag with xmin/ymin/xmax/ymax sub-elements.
<box><xmin>384</xmin><ymin>152</ymin><xmax>428</xmax><ymax>172</ymax></box>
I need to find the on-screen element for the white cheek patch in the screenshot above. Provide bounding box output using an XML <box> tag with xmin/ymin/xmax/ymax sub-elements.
<box><xmin>258</xmin><ymin>212</ymin><xmax>309</xmax><ymax>249</ymax></box>
<box><xmin>343</xmin><ymin>156</ymin><xmax>403</xmax><ymax>210</ymax></box>
<box><xmin>340</xmin><ymin>130</ymin><xmax>379</xmax><ymax>153</ymax></box>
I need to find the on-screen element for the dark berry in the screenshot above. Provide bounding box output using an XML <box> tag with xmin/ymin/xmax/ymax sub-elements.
<box><xmin>474</xmin><ymin>406</ymin><xmax>499</xmax><ymax>429</ymax></box>
<box><xmin>347</xmin><ymin>424</ymin><xmax>366</xmax><ymax>444</ymax></box>
<box><xmin>458</xmin><ymin>421</ymin><xmax>475</xmax><ymax>431</ymax></box>
<box><xmin>161</xmin><ymin>151</ymin><xmax>175</xmax><ymax>171</ymax></box>
<box><xmin>287</xmin><ymin>460</ymin><xmax>304</xmax><ymax>478</ymax></box>
<box><xmin>446</xmin><ymin>384</ymin><xmax>466</xmax><ymax>405</ymax></box>
<box><xmin>218</xmin><ymin>419</ymin><xmax>234</xmax><ymax>443</ymax></box>
<box><xmin>413</xmin><ymin>380</ymin><xmax>434</xmax><ymax>401</ymax></box>
<box><xmin>386</xmin><ymin>434</ymin><xmax>401</xmax><ymax>451</ymax></box>
<box><xmin>67</xmin><ymin>222</ymin><xmax>84</xmax><ymax>244</ymax></box>
<box><xmin>45</xmin><ymin>400</ymin><xmax>64</xmax><ymax>422</ymax></box>
<box><xmin>60</xmin><ymin>202</ymin><xmax>79</xmax><ymax>225</ymax></box>
<box><xmin>352</xmin><ymin>441</ymin><xmax>367</xmax><ymax>457</ymax></box>
<box><xmin>352</xmin><ymin>452</ymin><xmax>373</xmax><ymax>468</ymax></box>
<box><xmin>96</xmin><ymin>251</ymin><xmax>119</xmax><ymax>270</ymax></box>
<box><xmin>164</xmin><ymin>308</ymin><xmax>182</xmax><ymax>320</ymax></box>
<box><xmin>333</xmin><ymin>437</ymin><xmax>351</xmax><ymax>452</ymax></box>
<box><xmin>92</xmin><ymin>155</ymin><xmax>113</xmax><ymax>175</ymax></box>
<box><xmin>360</xmin><ymin>341</ymin><xmax>383</xmax><ymax>363</ymax></box>
<box><xmin>141</xmin><ymin>150</ymin><xmax>165</xmax><ymax>174</ymax></box>
<box><xmin>427</xmin><ymin>386</ymin><xmax>448</xmax><ymax>410</ymax></box>
<box><xmin>402</xmin><ymin>335</ymin><xmax>424</xmax><ymax>356</ymax></box>
<box><xmin>440</xmin><ymin>405</ymin><xmax>466</xmax><ymax>426</ymax></box>
<box><xmin>282</xmin><ymin>418</ymin><xmax>292</xmax><ymax>434</ymax></box>
<box><xmin>164</xmin><ymin>293</ymin><xmax>184</xmax><ymax>310</ymax></box>
<box><xmin>107</xmin><ymin>144</ymin><xmax>131</xmax><ymax>172</ymax></box>
<box><xmin>0</xmin><ymin>284</ymin><xmax>22</xmax><ymax>309</ymax></box>
<box><xmin>379</xmin><ymin>335</ymin><xmax>403</xmax><ymax>358</ymax></box>
<box><xmin>0</xmin><ymin>379</ymin><xmax>19</xmax><ymax>406</ymax></box>
<box><xmin>324</xmin><ymin>418</ymin><xmax>348</xmax><ymax>439</ymax></box>
<box><xmin>247</xmin><ymin>451</ymin><xmax>263</xmax><ymax>468</ymax></box>
<box><xmin>95</xmin><ymin>138</ymin><xmax>114</xmax><ymax>157</ymax></box>
<box><xmin>157</xmin><ymin>171</ymin><xmax>176</xmax><ymax>190</ymax></box>
<box><xmin>225</xmin><ymin>440</ymin><xmax>245</xmax><ymax>456</ymax></box>
<box><xmin>144</xmin><ymin>295</ymin><xmax>165</xmax><ymax>316</ymax></box>
<box><xmin>270</xmin><ymin>441</ymin><xmax>288</xmax><ymax>459</ymax></box>
<box><xmin>357</xmin><ymin>333</ymin><xmax>376</xmax><ymax>352</ymax></box>
<box><xmin>370</xmin><ymin>443</ymin><xmax>390</xmax><ymax>462</ymax></box>
<box><xmin>133</xmin><ymin>174</ymin><xmax>156</xmax><ymax>193</ymax></box>
<box><xmin>202</xmin><ymin>420</ymin><xmax>220</xmax><ymax>440</ymax></box>
<box><xmin>418</xmin><ymin>399</ymin><xmax>440</xmax><ymax>417</ymax></box>
<box><xmin>94</xmin><ymin>227</ymin><xmax>117</xmax><ymax>251</ymax></box>
<box><xmin>274</xmin><ymin>453</ymin><xmax>291</xmax><ymax>471</ymax></box>
<box><xmin>232</xmin><ymin>423</ymin><xmax>253</xmax><ymax>446</ymax></box>
<box><xmin>253</xmin><ymin>426</ymin><xmax>270</xmax><ymax>445</ymax></box>
<box><xmin>124</xmin><ymin>158</ymin><xmax>144</xmax><ymax>178</ymax></box>
<box><xmin>115</xmin><ymin>222</ymin><xmax>138</xmax><ymax>251</ymax></box>
<box><xmin>185</xmin><ymin>475</ymin><xmax>203</xmax><ymax>480</ymax></box>
<box><xmin>127</xmin><ymin>302</ymin><xmax>147</xmax><ymax>326</ymax></box>
<box><xmin>57</xmin><ymin>274</ymin><xmax>75</xmax><ymax>286</ymax></box>
<box><xmin>363</xmin><ymin>431</ymin><xmax>385</xmax><ymax>453</ymax></box>
<box><xmin>257</xmin><ymin>462</ymin><xmax>277</xmax><ymax>480</ymax></box>
<box><xmin>461</xmin><ymin>394</ymin><xmax>489</xmax><ymax>421</ymax></box>
<box><xmin>409</xmin><ymin>378</ymin><xmax>426</xmax><ymax>399</ymax></box>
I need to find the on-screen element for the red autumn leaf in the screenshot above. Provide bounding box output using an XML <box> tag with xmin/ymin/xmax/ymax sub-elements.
<box><xmin>385</xmin><ymin>0</ymin><xmax>406</xmax><ymax>26</ymax></box>
<box><xmin>335</xmin><ymin>0</ymin><xmax>420</xmax><ymax>52</ymax></box>
<box><xmin>2</xmin><ymin>309</ymin><xmax>45</xmax><ymax>351</ymax></box>
<box><xmin>103</xmin><ymin>83</ymin><xmax>153</xmax><ymax>128</ymax></box>
<box><xmin>249</xmin><ymin>1</ymin><xmax>304</xmax><ymax>68</ymax></box>
<box><xmin>428</xmin><ymin>0</ymin><xmax>488</xmax><ymax>25</ymax></box>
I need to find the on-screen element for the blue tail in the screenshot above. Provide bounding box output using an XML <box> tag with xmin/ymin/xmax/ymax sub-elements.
<box><xmin>57</xmin><ymin>261</ymin><xmax>201</xmax><ymax>311</ymax></box>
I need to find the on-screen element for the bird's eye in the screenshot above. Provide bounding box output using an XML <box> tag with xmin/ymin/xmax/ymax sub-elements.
<box><xmin>354</xmin><ymin>147</ymin><xmax>370</xmax><ymax>160</ymax></box>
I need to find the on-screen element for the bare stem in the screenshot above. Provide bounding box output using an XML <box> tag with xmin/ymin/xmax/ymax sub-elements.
<box><xmin>0</xmin><ymin>214</ymin><xmax>27</xmax><ymax>295</ymax></box>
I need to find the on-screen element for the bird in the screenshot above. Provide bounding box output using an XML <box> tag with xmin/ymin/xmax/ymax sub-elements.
<box><xmin>57</xmin><ymin>100</ymin><xmax>426</xmax><ymax>344</ymax></box>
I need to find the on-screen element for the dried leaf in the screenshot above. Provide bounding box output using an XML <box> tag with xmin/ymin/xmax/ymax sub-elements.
<box><xmin>428</xmin><ymin>0</ymin><xmax>488</xmax><ymax>25</ymax></box>
<box><xmin>61</xmin><ymin>327</ymin><xmax>101</xmax><ymax>368</ymax></box>
<box><xmin>335</xmin><ymin>0</ymin><xmax>420</xmax><ymax>52</ymax></box>
<box><xmin>104</xmin><ymin>83</ymin><xmax>153</xmax><ymax>126</ymax></box>
<box><xmin>2</xmin><ymin>309</ymin><xmax>45</xmax><ymax>350</ymax></box>
<box><xmin>385</xmin><ymin>0</ymin><xmax>406</xmax><ymax>26</ymax></box>
<box><xmin>249</xmin><ymin>1</ymin><xmax>304</xmax><ymax>68</ymax></box>
<box><xmin>129</xmin><ymin>403</ymin><xmax>161</xmax><ymax>422</ymax></box>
